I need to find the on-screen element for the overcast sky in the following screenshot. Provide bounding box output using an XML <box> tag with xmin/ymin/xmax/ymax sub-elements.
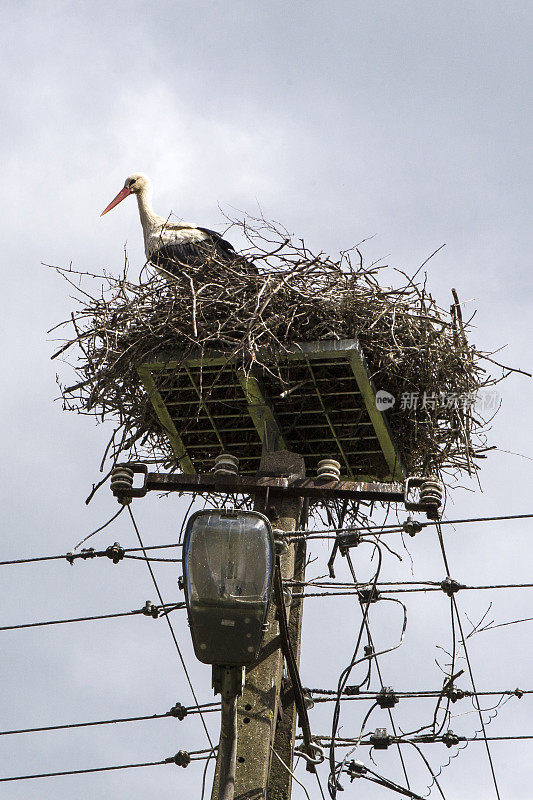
<box><xmin>1</xmin><ymin>1</ymin><xmax>532</xmax><ymax>798</ymax></box>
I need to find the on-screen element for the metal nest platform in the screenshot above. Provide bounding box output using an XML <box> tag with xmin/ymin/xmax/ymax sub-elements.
<box><xmin>137</xmin><ymin>339</ymin><xmax>406</xmax><ymax>482</ymax></box>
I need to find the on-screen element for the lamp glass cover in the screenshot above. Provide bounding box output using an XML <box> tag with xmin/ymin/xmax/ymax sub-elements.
<box><xmin>184</xmin><ymin>510</ymin><xmax>274</xmax><ymax>665</ymax></box>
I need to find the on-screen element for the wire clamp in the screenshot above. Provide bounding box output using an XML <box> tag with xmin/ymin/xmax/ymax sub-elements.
<box><xmin>514</xmin><ymin>688</ymin><xmax>524</xmax><ymax>698</ymax></box>
<box><xmin>168</xmin><ymin>750</ymin><xmax>191</xmax><ymax>767</ymax></box>
<box><xmin>358</xmin><ymin>587</ymin><xmax>381</xmax><ymax>605</ymax></box>
<box><xmin>442</xmin><ymin>729</ymin><xmax>460</xmax><ymax>748</ymax></box>
<box><xmin>141</xmin><ymin>600</ymin><xmax>160</xmax><ymax>618</ymax></box>
<box><xmin>302</xmin><ymin>688</ymin><xmax>315</xmax><ymax>710</ymax></box>
<box><xmin>294</xmin><ymin>741</ymin><xmax>325</xmax><ymax>765</ymax></box>
<box><xmin>444</xmin><ymin>684</ymin><xmax>466</xmax><ymax>703</ymax></box>
<box><xmin>272</xmin><ymin>528</ymin><xmax>289</xmax><ymax>555</ymax></box>
<box><xmin>347</xmin><ymin>759</ymin><xmax>367</xmax><ymax>780</ymax></box>
<box><xmin>105</xmin><ymin>542</ymin><xmax>125</xmax><ymax>564</ymax></box>
<box><xmin>338</xmin><ymin>531</ymin><xmax>361</xmax><ymax>555</ymax></box>
<box><xmin>376</xmin><ymin>687</ymin><xmax>399</xmax><ymax>709</ymax></box>
<box><xmin>402</xmin><ymin>516</ymin><xmax>423</xmax><ymax>537</ymax></box>
<box><xmin>343</xmin><ymin>685</ymin><xmax>361</xmax><ymax>696</ymax></box>
<box><xmin>440</xmin><ymin>577</ymin><xmax>464</xmax><ymax>596</ymax></box>
<box><xmin>168</xmin><ymin>702</ymin><xmax>188</xmax><ymax>720</ymax></box>
<box><xmin>370</xmin><ymin>728</ymin><xmax>392</xmax><ymax>749</ymax></box>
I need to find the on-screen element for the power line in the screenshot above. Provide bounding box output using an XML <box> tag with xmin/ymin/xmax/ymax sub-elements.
<box><xmin>295</xmin><ymin>510</ymin><xmax>533</xmax><ymax>537</ymax></box>
<box><xmin>310</xmin><ymin>688</ymin><xmax>529</xmax><ymax>701</ymax></box>
<box><xmin>4</xmin><ymin>505</ymin><xmax>533</xmax><ymax>566</ymax></box>
<box><xmin>344</xmin><ymin>548</ymin><xmax>412</xmax><ymax>792</ymax></box>
<box><xmin>293</xmin><ymin>581</ymin><xmax>533</xmax><ymax>598</ymax></box>
<box><xmin>126</xmin><ymin>507</ymin><xmax>215</xmax><ymax>751</ymax></box>
<box><xmin>0</xmin><ymin>702</ymin><xmax>220</xmax><ymax>737</ymax></box>
<box><xmin>0</xmin><ymin>750</ymin><xmax>212</xmax><ymax>783</ymax></box>
<box><xmin>313</xmin><ymin>733</ymin><xmax>533</xmax><ymax>745</ymax></box>
<box><xmin>435</xmin><ymin>520</ymin><xmax>502</xmax><ymax>800</ymax></box>
<box><xmin>0</xmin><ymin>601</ymin><xmax>185</xmax><ymax>632</ymax></box>
<box><xmin>0</xmin><ymin>542</ymin><xmax>183</xmax><ymax>568</ymax></box>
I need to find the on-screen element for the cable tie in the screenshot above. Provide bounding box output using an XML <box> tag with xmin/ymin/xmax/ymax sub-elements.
<box><xmin>178</xmin><ymin>575</ymin><xmax>184</xmax><ymax>591</ymax></box>
<box><xmin>369</xmin><ymin>728</ymin><xmax>392</xmax><ymax>750</ymax></box>
<box><xmin>440</xmin><ymin>577</ymin><xmax>465</xmax><ymax>597</ymax></box>
<box><xmin>141</xmin><ymin>600</ymin><xmax>160</xmax><ymax>618</ymax></box>
<box><xmin>168</xmin><ymin>702</ymin><xmax>188</xmax><ymax>720</ymax></box>
<box><xmin>105</xmin><ymin>542</ymin><xmax>125</xmax><ymax>564</ymax></box>
<box><xmin>376</xmin><ymin>687</ymin><xmax>399</xmax><ymax>709</ymax></box>
<box><xmin>66</xmin><ymin>552</ymin><xmax>75</xmax><ymax>565</ymax></box>
<box><xmin>363</xmin><ymin>644</ymin><xmax>374</xmax><ymax>657</ymax></box>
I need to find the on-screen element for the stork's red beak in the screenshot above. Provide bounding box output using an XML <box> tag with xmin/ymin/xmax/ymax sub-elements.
<box><xmin>101</xmin><ymin>186</ymin><xmax>131</xmax><ymax>216</ymax></box>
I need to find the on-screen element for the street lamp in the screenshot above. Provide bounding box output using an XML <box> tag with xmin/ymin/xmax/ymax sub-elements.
<box><xmin>183</xmin><ymin>509</ymin><xmax>275</xmax><ymax>666</ymax></box>
<box><xmin>183</xmin><ymin>509</ymin><xmax>275</xmax><ymax>800</ymax></box>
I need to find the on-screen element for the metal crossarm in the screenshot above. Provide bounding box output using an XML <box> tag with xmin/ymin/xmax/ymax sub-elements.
<box><xmin>136</xmin><ymin>338</ymin><xmax>406</xmax><ymax>481</ymax></box>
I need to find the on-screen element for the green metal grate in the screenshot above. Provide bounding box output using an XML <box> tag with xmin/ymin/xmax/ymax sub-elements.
<box><xmin>137</xmin><ymin>339</ymin><xmax>405</xmax><ymax>481</ymax></box>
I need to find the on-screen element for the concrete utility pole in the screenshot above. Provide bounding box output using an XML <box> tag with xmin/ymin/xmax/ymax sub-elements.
<box><xmin>211</xmin><ymin>448</ymin><xmax>306</xmax><ymax>800</ymax></box>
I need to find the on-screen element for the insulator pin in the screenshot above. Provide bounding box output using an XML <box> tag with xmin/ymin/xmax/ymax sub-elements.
<box><xmin>213</xmin><ymin>453</ymin><xmax>239</xmax><ymax>476</ymax></box>
<box><xmin>110</xmin><ymin>465</ymin><xmax>134</xmax><ymax>505</ymax></box>
<box><xmin>317</xmin><ymin>459</ymin><xmax>341</xmax><ymax>481</ymax></box>
<box><xmin>419</xmin><ymin>477</ymin><xmax>443</xmax><ymax>517</ymax></box>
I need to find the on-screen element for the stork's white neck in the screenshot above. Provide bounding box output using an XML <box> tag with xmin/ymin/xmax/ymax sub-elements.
<box><xmin>135</xmin><ymin>184</ymin><xmax>160</xmax><ymax>232</ymax></box>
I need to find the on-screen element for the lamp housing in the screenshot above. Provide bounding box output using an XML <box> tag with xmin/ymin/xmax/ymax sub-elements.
<box><xmin>183</xmin><ymin>509</ymin><xmax>275</xmax><ymax>665</ymax></box>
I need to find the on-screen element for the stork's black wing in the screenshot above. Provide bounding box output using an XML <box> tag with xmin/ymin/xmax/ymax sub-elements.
<box><xmin>150</xmin><ymin>228</ymin><xmax>258</xmax><ymax>277</ymax></box>
<box><xmin>196</xmin><ymin>227</ymin><xmax>236</xmax><ymax>258</ymax></box>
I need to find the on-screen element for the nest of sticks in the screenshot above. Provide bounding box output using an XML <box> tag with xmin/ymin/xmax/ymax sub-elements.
<box><xmin>52</xmin><ymin>215</ymin><xmax>504</xmax><ymax>491</ymax></box>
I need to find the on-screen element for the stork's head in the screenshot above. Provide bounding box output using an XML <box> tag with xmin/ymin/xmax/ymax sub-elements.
<box><xmin>101</xmin><ymin>173</ymin><xmax>151</xmax><ymax>215</ymax></box>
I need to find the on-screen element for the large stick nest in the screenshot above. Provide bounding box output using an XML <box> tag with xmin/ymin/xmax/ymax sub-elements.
<box><xmin>52</xmin><ymin>215</ymin><xmax>502</xmax><ymax>486</ymax></box>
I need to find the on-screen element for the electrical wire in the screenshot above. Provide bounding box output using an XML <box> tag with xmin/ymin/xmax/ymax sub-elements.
<box><xmin>270</xmin><ymin>746</ymin><xmax>312</xmax><ymax>800</ymax></box>
<box><xmin>126</xmin><ymin>506</ymin><xmax>214</xmax><ymax>750</ymax></box>
<box><xmin>0</xmin><ymin>750</ymin><xmax>212</xmax><ymax>783</ymax></box>
<box><xmin>73</xmin><ymin>505</ymin><xmax>125</xmax><ymax>549</ymax></box>
<box><xmin>328</xmin><ymin>540</ymin><xmax>382</xmax><ymax>796</ymax></box>
<box><xmin>3</xmin><ymin>508</ymin><xmax>533</xmax><ymax>567</ymax></box>
<box><xmin>0</xmin><ymin>542</ymin><xmax>183</xmax><ymax>567</ymax></box>
<box><xmin>291</xmin><ymin>510</ymin><xmax>533</xmax><ymax>538</ymax></box>
<box><xmin>293</xmin><ymin>582</ymin><xmax>533</xmax><ymax>598</ymax></box>
<box><xmin>0</xmin><ymin>602</ymin><xmax>185</xmax><ymax>632</ymax></box>
<box><xmin>0</xmin><ymin>703</ymin><xmax>220</xmax><ymax>737</ymax></box>
<box><xmin>340</xmin><ymin>549</ymin><xmax>413</xmax><ymax>792</ymax></box>
<box><xmin>433</xmin><ymin>521</ymin><xmax>502</xmax><ymax>800</ymax></box>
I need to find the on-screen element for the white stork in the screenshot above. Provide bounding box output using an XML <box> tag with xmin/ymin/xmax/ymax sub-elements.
<box><xmin>101</xmin><ymin>173</ymin><xmax>250</xmax><ymax>277</ymax></box>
